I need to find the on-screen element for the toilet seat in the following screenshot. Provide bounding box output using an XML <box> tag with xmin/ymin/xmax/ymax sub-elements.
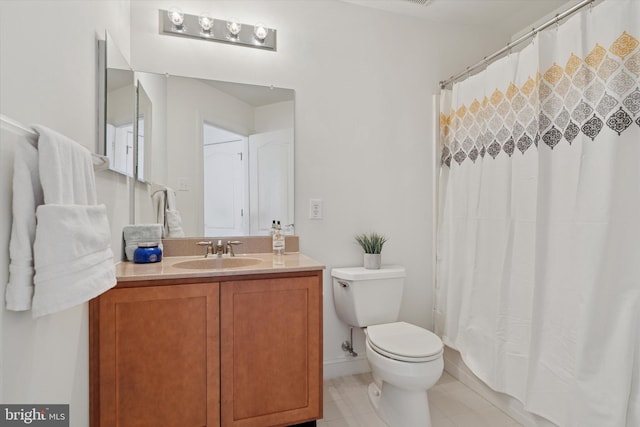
<box><xmin>367</xmin><ymin>322</ymin><xmax>443</xmax><ymax>363</ymax></box>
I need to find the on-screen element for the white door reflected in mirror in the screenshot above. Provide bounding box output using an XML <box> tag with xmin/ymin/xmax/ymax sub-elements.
<box><xmin>203</xmin><ymin>124</ymin><xmax>293</xmax><ymax>237</ymax></box>
<box><xmin>249</xmin><ymin>128</ymin><xmax>294</xmax><ymax>235</ymax></box>
<box><xmin>106</xmin><ymin>122</ymin><xmax>134</xmax><ymax>176</ymax></box>
<box><xmin>203</xmin><ymin>124</ymin><xmax>248</xmax><ymax>236</ymax></box>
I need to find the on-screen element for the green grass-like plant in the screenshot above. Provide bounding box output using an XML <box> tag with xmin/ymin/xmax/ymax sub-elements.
<box><xmin>355</xmin><ymin>232</ymin><xmax>387</xmax><ymax>254</ymax></box>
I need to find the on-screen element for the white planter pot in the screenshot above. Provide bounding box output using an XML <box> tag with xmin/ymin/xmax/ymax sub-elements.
<box><xmin>363</xmin><ymin>253</ymin><xmax>381</xmax><ymax>270</ymax></box>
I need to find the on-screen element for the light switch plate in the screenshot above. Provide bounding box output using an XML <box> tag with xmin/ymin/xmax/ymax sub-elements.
<box><xmin>309</xmin><ymin>198</ymin><xmax>323</xmax><ymax>219</ymax></box>
<box><xmin>178</xmin><ymin>177</ymin><xmax>190</xmax><ymax>191</ymax></box>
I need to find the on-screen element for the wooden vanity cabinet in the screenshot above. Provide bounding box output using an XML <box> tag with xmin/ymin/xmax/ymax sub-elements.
<box><xmin>90</xmin><ymin>282</ymin><xmax>220</xmax><ymax>427</ymax></box>
<box><xmin>90</xmin><ymin>270</ymin><xmax>323</xmax><ymax>427</ymax></box>
<box><xmin>220</xmin><ymin>274</ymin><xmax>322</xmax><ymax>426</ymax></box>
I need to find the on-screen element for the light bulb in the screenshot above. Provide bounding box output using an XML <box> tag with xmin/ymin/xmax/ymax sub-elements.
<box><xmin>227</xmin><ymin>19</ymin><xmax>241</xmax><ymax>38</ymax></box>
<box><xmin>167</xmin><ymin>7</ymin><xmax>184</xmax><ymax>31</ymax></box>
<box><xmin>199</xmin><ymin>13</ymin><xmax>214</xmax><ymax>35</ymax></box>
<box><xmin>254</xmin><ymin>23</ymin><xmax>268</xmax><ymax>42</ymax></box>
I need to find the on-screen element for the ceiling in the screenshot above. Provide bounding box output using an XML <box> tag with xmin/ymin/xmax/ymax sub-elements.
<box><xmin>340</xmin><ymin>0</ymin><xmax>578</xmax><ymax>39</ymax></box>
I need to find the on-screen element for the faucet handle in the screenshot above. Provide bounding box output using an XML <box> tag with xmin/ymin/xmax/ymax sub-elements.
<box><xmin>226</xmin><ymin>240</ymin><xmax>243</xmax><ymax>257</ymax></box>
<box><xmin>196</xmin><ymin>241</ymin><xmax>213</xmax><ymax>257</ymax></box>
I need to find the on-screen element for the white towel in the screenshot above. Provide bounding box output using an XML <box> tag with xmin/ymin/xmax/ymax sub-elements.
<box><xmin>165</xmin><ymin>188</ymin><xmax>184</xmax><ymax>237</ymax></box>
<box><xmin>151</xmin><ymin>189</ymin><xmax>166</xmax><ymax>231</ymax></box>
<box><xmin>32</xmin><ymin>205</ymin><xmax>115</xmax><ymax>317</ymax></box>
<box><xmin>166</xmin><ymin>210</ymin><xmax>185</xmax><ymax>237</ymax></box>
<box><xmin>122</xmin><ymin>224</ymin><xmax>163</xmax><ymax>261</ymax></box>
<box><xmin>5</xmin><ymin>140</ymin><xmax>44</xmax><ymax>311</ymax></box>
<box><xmin>150</xmin><ymin>186</ymin><xmax>184</xmax><ymax>238</ymax></box>
<box><xmin>6</xmin><ymin>125</ymin><xmax>116</xmax><ymax>317</ymax></box>
<box><xmin>33</xmin><ymin>125</ymin><xmax>97</xmax><ymax>205</ymax></box>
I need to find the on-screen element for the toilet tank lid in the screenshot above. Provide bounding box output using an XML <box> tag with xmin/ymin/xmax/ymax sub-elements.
<box><xmin>331</xmin><ymin>266</ymin><xmax>406</xmax><ymax>280</ymax></box>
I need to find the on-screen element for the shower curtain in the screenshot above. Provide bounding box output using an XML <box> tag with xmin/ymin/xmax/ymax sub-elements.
<box><xmin>435</xmin><ymin>1</ymin><xmax>640</xmax><ymax>425</ymax></box>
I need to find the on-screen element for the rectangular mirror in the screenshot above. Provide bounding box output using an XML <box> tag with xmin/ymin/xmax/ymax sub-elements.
<box><xmin>134</xmin><ymin>71</ymin><xmax>294</xmax><ymax>237</ymax></box>
<box><xmin>98</xmin><ymin>32</ymin><xmax>135</xmax><ymax>176</ymax></box>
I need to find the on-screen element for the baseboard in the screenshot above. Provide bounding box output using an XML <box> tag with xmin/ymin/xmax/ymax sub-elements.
<box><xmin>323</xmin><ymin>355</ymin><xmax>370</xmax><ymax>380</ymax></box>
<box><xmin>443</xmin><ymin>347</ymin><xmax>557</xmax><ymax>427</ymax></box>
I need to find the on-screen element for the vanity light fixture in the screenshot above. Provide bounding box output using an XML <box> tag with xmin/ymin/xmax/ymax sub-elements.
<box><xmin>167</xmin><ymin>7</ymin><xmax>185</xmax><ymax>32</ymax></box>
<box><xmin>254</xmin><ymin>23</ymin><xmax>268</xmax><ymax>43</ymax></box>
<box><xmin>226</xmin><ymin>18</ymin><xmax>242</xmax><ymax>40</ymax></box>
<box><xmin>198</xmin><ymin>12</ymin><xmax>214</xmax><ymax>36</ymax></box>
<box><xmin>159</xmin><ymin>9</ymin><xmax>277</xmax><ymax>51</ymax></box>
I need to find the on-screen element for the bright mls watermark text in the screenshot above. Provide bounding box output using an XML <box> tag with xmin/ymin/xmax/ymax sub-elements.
<box><xmin>0</xmin><ymin>405</ymin><xmax>68</xmax><ymax>426</ymax></box>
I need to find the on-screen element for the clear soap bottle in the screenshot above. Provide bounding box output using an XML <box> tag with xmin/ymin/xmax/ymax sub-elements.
<box><xmin>272</xmin><ymin>220</ymin><xmax>285</xmax><ymax>262</ymax></box>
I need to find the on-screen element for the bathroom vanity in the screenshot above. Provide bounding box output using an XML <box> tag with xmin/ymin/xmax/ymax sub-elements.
<box><xmin>89</xmin><ymin>251</ymin><xmax>323</xmax><ymax>427</ymax></box>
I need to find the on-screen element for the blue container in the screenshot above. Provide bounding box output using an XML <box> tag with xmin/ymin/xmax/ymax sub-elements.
<box><xmin>134</xmin><ymin>242</ymin><xmax>162</xmax><ymax>263</ymax></box>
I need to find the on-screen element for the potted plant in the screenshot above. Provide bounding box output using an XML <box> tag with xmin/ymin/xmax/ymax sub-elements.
<box><xmin>355</xmin><ymin>232</ymin><xmax>387</xmax><ymax>269</ymax></box>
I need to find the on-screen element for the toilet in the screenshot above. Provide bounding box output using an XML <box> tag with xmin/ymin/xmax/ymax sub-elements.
<box><xmin>331</xmin><ymin>266</ymin><xmax>443</xmax><ymax>427</ymax></box>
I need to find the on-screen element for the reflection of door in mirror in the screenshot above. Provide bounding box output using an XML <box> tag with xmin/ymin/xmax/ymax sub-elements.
<box><xmin>202</xmin><ymin>124</ymin><xmax>293</xmax><ymax>237</ymax></box>
<box><xmin>203</xmin><ymin>124</ymin><xmax>249</xmax><ymax>236</ymax></box>
<box><xmin>136</xmin><ymin>117</ymin><xmax>144</xmax><ymax>179</ymax></box>
<box><xmin>106</xmin><ymin>67</ymin><xmax>135</xmax><ymax>176</ymax></box>
<box><xmin>136</xmin><ymin>82</ymin><xmax>152</xmax><ymax>182</ymax></box>
<box><xmin>106</xmin><ymin>121</ymin><xmax>133</xmax><ymax>176</ymax></box>
<box><xmin>249</xmin><ymin>128</ymin><xmax>294</xmax><ymax>235</ymax></box>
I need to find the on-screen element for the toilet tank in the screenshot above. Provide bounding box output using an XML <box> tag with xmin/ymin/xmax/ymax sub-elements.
<box><xmin>331</xmin><ymin>266</ymin><xmax>406</xmax><ymax>327</ymax></box>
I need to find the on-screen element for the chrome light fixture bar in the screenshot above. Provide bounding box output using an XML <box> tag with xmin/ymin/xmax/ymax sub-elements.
<box><xmin>160</xmin><ymin>9</ymin><xmax>277</xmax><ymax>51</ymax></box>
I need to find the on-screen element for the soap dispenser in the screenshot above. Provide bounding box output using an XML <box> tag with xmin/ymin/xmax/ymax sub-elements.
<box><xmin>272</xmin><ymin>220</ymin><xmax>285</xmax><ymax>261</ymax></box>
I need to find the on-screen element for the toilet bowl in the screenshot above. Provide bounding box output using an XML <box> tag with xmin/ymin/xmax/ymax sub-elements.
<box><xmin>331</xmin><ymin>267</ymin><xmax>444</xmax><ymax>427</ymax></box>
<box><xmin>365</xmin><ymin>322</ymin><xmax>443</xmax><ymax>427</ymax></box>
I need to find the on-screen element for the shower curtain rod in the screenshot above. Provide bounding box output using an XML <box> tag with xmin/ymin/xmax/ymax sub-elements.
<box><xmin>439</xmin><ymin>0</ymin><xmax>596</xmax><ymax>89</ymax></box>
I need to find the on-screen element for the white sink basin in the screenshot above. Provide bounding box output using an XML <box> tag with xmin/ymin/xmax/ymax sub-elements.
<box><xmin>173</xmin><ymin>257</ymin><xmax>262</xmax><ymax>270</ymax></box>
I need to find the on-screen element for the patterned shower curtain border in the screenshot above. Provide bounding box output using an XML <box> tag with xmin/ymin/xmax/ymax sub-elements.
<box><xmin>440</xmin><ymin>31</ymin><xmax>640</xmax><ymax>167</ymax></box>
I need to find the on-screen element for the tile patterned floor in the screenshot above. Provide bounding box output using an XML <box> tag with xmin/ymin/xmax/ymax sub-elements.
<box><xmin>318</xmin><ymin>372</ymin><xmax>523</xmax><ymax>427</ymax></box>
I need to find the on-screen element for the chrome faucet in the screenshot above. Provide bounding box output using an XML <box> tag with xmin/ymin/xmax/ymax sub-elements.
<box><xmin>213</xmin><ymin>240</ymin><xmax>225</xmax><ymax>257</ymax></box>
<box><xmin>196</xmin><ymin>240</ymin><xmax>242</xmax><ymax>257</ymax></box>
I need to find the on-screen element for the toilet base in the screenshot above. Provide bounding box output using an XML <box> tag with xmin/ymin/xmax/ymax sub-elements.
<box><xmin>368</xmin><ymin>382</ymin><xmax>382</xmax><ymax>411</ymax></box>
<box><xmin>367</xmin><ymin>381</ymin><xmax>433</xmax><ymax>427</ymax></box>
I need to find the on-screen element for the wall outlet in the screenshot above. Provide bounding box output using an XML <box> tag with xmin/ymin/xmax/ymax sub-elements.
<box><xmin>309</xmin><ymin>198</ymin><xmax>323</xmax><ymax>219</ymax></box>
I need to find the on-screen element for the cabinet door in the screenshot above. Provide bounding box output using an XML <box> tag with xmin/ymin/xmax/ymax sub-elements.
<box><xmin>221</xmin><ymin>274</ymin><xmax>322</xmax><ymax>427</ymax></box>
<box><xmin>97</xmin><ymin>283</ymin><xmax>219</xmax><ymax>427</ymax></box>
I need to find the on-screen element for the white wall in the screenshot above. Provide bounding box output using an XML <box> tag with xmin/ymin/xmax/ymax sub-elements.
<box><xmin>130</xmin><ymin>0</ymin><xmax>511</xmax><ymax>377</ymax></box>
<box><xmin>0</xmin><ymin>1</ymin><xmax>131</xmax><ymax>424</ymax></box>
<box><xmin>255</xmin><ymin>101</ymin><xmax>295</xmax><ymax>133</ymax></box>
